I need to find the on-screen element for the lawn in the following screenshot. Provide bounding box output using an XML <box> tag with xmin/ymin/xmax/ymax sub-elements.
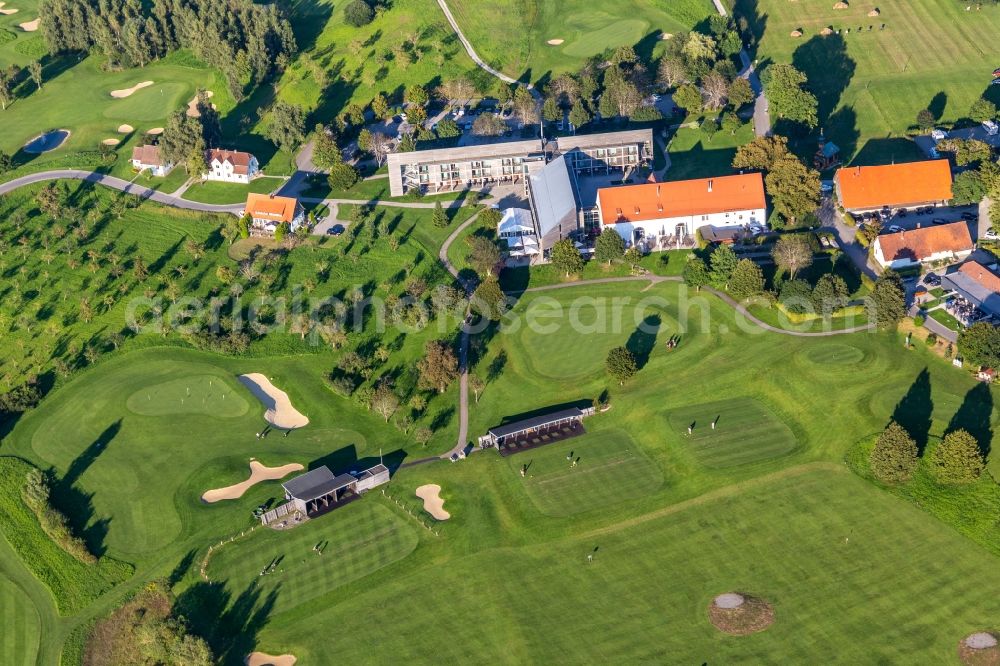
<box><xmin>206</xmin><ymin>500</ymin><xmax>418</xmax><ymax>614</ymax></box>
<box><xmin>445</xmin><ymin>0</ymin><xmax>715</xmax><ymax>82</ymax></box>
<box><xmin>0</xmin><ymin>0</ymin><xmax>41</xmax><ymax>70</ymax></box>
<box><xmin>665</xmin><ymin>116</ymin><xmax>756</xmax><ymax>181</ymax></box>
<box><xmin>738</xmin><ymin>0</ymin><xmax>1000</xmax><ymax>163</ymax></box>
<box><xmin>665</xmin><ymin>398</ymin><xmax>798</xmax><ymax>468</ymax></box>
<box><xmin>180</xmin><ymin>177</ymin><xmax>281</xmax><ymax>205</ymax></box>
<box><xmin>930</xmin><ymin>308</ymin><xmax>962</xmax><ymax>332</ymax></box>
<box><xmin>512</xmin><ymin>427</ymin><xmax>663</xmax><ymax>516</ymax></box>
<box><xmin>0</xmin><ymin>570</ymin><xmax>41</xmax><ymax>666</ymax></box>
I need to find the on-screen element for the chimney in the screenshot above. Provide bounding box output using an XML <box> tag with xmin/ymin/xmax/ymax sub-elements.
<box><xmin>708</xmin><ymin>179</ymin><xmax>713</xmax><ymax>192</ymax></box>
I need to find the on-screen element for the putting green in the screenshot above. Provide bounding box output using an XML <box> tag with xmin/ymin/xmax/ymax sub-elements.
<box><xmin>102</xmin><ymin>82</ymin><xmax>190</xmax><ymax>121</ymax></box>
<box><xmin>561</xmin><ymin>19</ymin><xmax>648</xmax><ymax>58</ymax></box>
<box><xmin>799</xmin><ymin>342</ymin><xmax>866</xmax><ymax>366</ymax></box>
<box><xmin>513</xmin><ymin>428</ymin><xmax>662</xmax><ymax>516</ymax></box>
<box><xmin>207</xmin><ymin>500</ymin><xmax>418</xmax><ymax>613</ymax></box>
<box><xmin>0</xmin><ymin>577</ymin><xmax>40</xmax><ymax>666</ymax></box>
<box><xmin>125</xmin><ymin>375</ymin><xmax>249</xmax><ymax>418</ymax></box>
<box><xmin>667</xmin><ymin>398</ymin><xmax>797</xmax><ymax>468</ymax></box>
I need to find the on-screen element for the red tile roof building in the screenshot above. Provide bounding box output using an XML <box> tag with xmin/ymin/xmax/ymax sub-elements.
<box><xmin>834</xmin><ymin>160</ymin><xmax>953</xmax><ymax>211</ymax></box>
<box><xmin>872</xmin><ymin>221</ymin><xmax>973</xmax><ymax>268</ymax></box>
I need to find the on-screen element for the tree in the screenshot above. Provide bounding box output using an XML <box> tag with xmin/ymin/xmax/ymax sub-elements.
<box><xmin>312</xmin><ymin>125</ymin><xmax>341</xmax><ymax>170</ymax></box>
<box><xmin>701</xmin><ymin>72</ymin><xmax>729</xmax><ymax>110</ymax></box>
<box><xmin>28</xmin><ymin>60</ymin><xmax>43</xmax><ymax>90</ymax></box>
<box><xmin>594</xmin><ymin>228</ymin><xmax>625</xmax><ymax>265</ymax></box>
<box><xmin>916</xmin><ymin>108</ymin><xmax>935</xmax><ymax>132</ymax></box>
<box><xmin>969</xmin><ymin>97</ymin><xmax>997</xmax><ymax>124</ymax></box>
<box><xmin>472</xmin><ymin>275</ymin><xmax>506</xmax><ymax>320</ymax></box>
<box><xmin>729</xmin><ymin>258</ymin><xmax>764</xmax><ymax>299</ymax></box>
<box><xmin>709</xmin><ymin>243</ymin><xmax>738</xmax><ymax>285</ymax></box>
<box><xmin>870</xmin><ymin>421</ymin><xmax>918</xmax><ymax>483</ymax></box>
<box><xmin>436</xmin><ymin>118</ymin><xmax>460</xmax><ymax>138</ymax></box>
<box><xmin>779</xmin><ymin>278</ymin><xmax>813</xmax><ymax>314</ymax></box>
<box><xmin>160</xmin><ymin>111</ymin><xmax>204</xmax><ymax>168</ymax></box>
<box><xmin>432</xmin><ymin>200</ymin><xmax>448</xmax><ymax>228</ymax></box>
<box><xmin>721</xmin><ymin>111</ymin><xmax>742</xmax><ymax>135</ymax></box>
<box><xmin>728</xmin><ymin>77</ymin><xmax>754</xmax><ymax>108</ymax></box>
<box><xmin>414</xmin><ymin>426</ymin><xmax>433</xmax><ymax>446</ymax></box>
<box><xmin>958</xmin><ymin>321</ymin><xmax>1000</xmax><ymax>369</ymax></box>
<box><xmin>931</xmin><ymin>429</ymin><xmax>984</xmax><ymax>484</ymax></box>
<box><xmin>267</xmin><ymin>102</ymin><xmax>306</xmax><ymax>153</ymax></box>
<box><xmin>366</xmin><ymin>132</ymin><xmax>393</xmax><ymax>166</ymax></box>
<box><xmin>771</xmin><ymin>234</ymin><xmax>813</xmax><ymax>279</ymax></box>
<box><xmin>951</xmin><ymin>170</ymin><xmax>986</xmax><ymax>206</ymax></box>
<box><xmin>624</xmin><ymin>246</ymin><xmax>642</xmax><ymax>267</ymax></box>
<box><xmin>0</xmin><ymin>69</ymin><xmax>13</xmax><ymax>110</ymax></box>
<box><xmin>766</xmin><ymin>156</ymin><xmax>821</xmax><ymax>225</ymax></box>
<box><xmin>437</xmin><ymin>77</ymin><xmax>476</xmax><ymax>101</ymax></box>
<box><xmin>732</xmin><ymin>135</ymin><xmax>790</xmax><ymax>171</ymax></box>
<box><xmin>683</xmin><ymin>32</ymin><xmax>717</xmax><ymax>62</ymax></box>
<box><xmin>761</xmin><ymin>64</ymin><xmax>818</xmax><ymax>127</ymax></box>
<box><xmin>657</xmin><ymin>56</ymin><xmax>687</xmax><ymax>89</ymax></box>
<box><xmin>405</xmin><ymin>84</ymin><xmax>429</xmax><ymax>107</ymax></box>
<box><xmin>672</xmin><ymin>83</ymin><xmax>702</xmax><ymax>115</ymax></box>
<box><xmin>568</xmin><ymin>99</ymin><xmax>591</xmax><ymax>129</ymax></box>
<box><xmin>606</xmin><ymin>346</ymin><xmax>638</xmax><ymax>385</ymax></box>
<box><xmin>683</xmin><ymin>256</ymin><xmax>710</xmax><ymax>290</ymax></box>
<box><xmin>472</xmin><ymin>113</ymin><xmax>508</xmax><ymax>136</ymax></box>
<box><xmin>371</xmin><ymin>93</ymin><xmax>391</xmax><ymax>119</ymax></box>
<box><xmin>869</xmin><ymin>270</ymin><xmax>905</xmax><ymax>330</ymax></box>
<box><xmin>467</xmin><ymin>235</ymin><xmax>501</xmax><ymax>276</ymax></box>
<box><xmin>417</xmin><ymin>340</ymin><xmax>458</xmax><ymax>393</ymax></box>
<box><xmin>469</xmin><ymin>374</ymin><xmax>485</xmax><ymax>403</ymax></box>
<box><xmin>550</xmin><ymin>238</ymin><xmax>584</xmax><ymax>276</ymax></box>
<box><xmin>719</xmin><ymin>30</ymin><xmax>743</xmax><ymax>57</ymax></box>
<box><xmin>344</xmin><ymin>0</ymin><xmax>374</xmax><ymax>26</ymax></box>
<box><xmin>512</xmin><ymin>86</ymin><xmax>538</xmax><ymax>124</ymax></box>
<box><xmin>936</xmin><ymin>138</ymin><xmax>992</xmax><ymax>166</ymax></box>
<box><xmin>371</xmin><ymin>380</ymin><xmax>399</xmax><ymax>422</ymax></box>
<box><xmin>478</xmin><ymin>207</ymin><xmax>502</xmax><ymax>229</ymax></box>
<box><xmin>328</xmin><ymin>162</ymin><xmax>360</xmax><ymax>191</ymax></box>
<box><xmin>811</xmin><ymin>273</ymin><xmax>849</xmax><ymax>314</ymax></box>
<box><xmin>0</xmin><ymin>150</ymin><xmax>10</xmax><ymax>174</ymax></box>
<box><xmin>542</xmin><ymin>97</ymin><xmax>561</xmax><ymax>123</ymax></box>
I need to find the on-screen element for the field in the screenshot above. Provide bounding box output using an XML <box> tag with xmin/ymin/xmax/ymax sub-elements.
<box><xmin>512</xmin><ymin>428</ymin><xmax>663</xmax><ymax>516</ymax></box>
<box><xmin>180</xmin><ymin>178</ymin><xmax>282</xmax><ymax>205</ymax></box>
<box><xmin>739</xmin><ymin>0</ymin><xmax>1000</xmax><ymax>163</ymax></box>
<box><xmin>665</xmin><ymin>398</ymin><xmax>797</xmax><ymax>468</ymax></box>
<box><xmin>446</xmin><ymin>0</ymin><xmax>715</xmax><ymax>81</ymax></box>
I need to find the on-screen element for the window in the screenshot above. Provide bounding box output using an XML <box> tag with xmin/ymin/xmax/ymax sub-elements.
<box><xmin>701</xmin><ymin>215</ymin><xmax>709</xmax><ymax>221</ymax></box>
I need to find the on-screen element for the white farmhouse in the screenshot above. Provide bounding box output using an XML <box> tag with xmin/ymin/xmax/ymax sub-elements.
<box><xmin>872</xmin><ymin>221</ymin><xmax>974</xmax><ymax>270</ymax></box>
<box><xmin>596</xmin><ymin>173</ymin><xmax>766</xmax><ymax>250</ymax></box>
<box><xmin>130</xmin><ymin>145</ymin><xmax>174</xmax><ymax>177</ymax></box>
<box><xmin>204</xmin><ymin>148</ymin><xmax>259</xmax><ymax>184</ymax></box>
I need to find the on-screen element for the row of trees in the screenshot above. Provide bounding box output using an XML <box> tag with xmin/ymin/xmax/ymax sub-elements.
<box><xmin>39</xmin><ymin>0</ymin><xmax>296</xmax><ymax>98</ymax></box>
<box><xmin>870</xmin><ymin>420</ymin><xmax>985</xmax><ymax>485</ymax></box>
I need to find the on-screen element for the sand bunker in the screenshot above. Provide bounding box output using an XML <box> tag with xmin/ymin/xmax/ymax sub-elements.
<box><xmin>833</xmin><ymin>1</ymin><xmax>849</xmax><ymax>8</ymax></box>
<box><xmin>145</xmin><ymin>127</ymin><xmax>164</xmax><ymax>135</ymax></box>
<box><xmin>186</xmin><ymin>90</ymin><xmax>216</xmax><ymax>117</ymax></box>
<box><xmin>415</xmin><ymin>484</ymin><xmax>450</xmax><ymax>520</ymax></box>
<box><xmin>18</xmin><ymin>17</ymin><xmax>37</xmax><ymax>30</ymax></box>
<box><xmin>246</xmin><ymin>653</ymin><xmax>297</xmax><ymax>666</ymax></box>
<box><xmin>790</xmin><ymin>29</ymin><xmax>803</xmax><ymax>37</ymax></box>
<box><xmin>202</xmin><ymin>460</ymin><xmax>304</xmax><ymax>503</ymax></box>
<box><xmin>238</xmin><ymin>373</ymin><xmax>309</xmax><ymax>429</ymax></box>
<box><xmin>102</xmin><ymin>138</ymin><xmax>120</xmax><ymax>146</ymax></box>
<box><xmin>821</xmin><ymin>27</ymin><xmax>834</xmax><ymax>35</ymax></box>
<box><xmin>661</xmin><ymin>33</ymin><xmax>673</xmax><ymax>40</ymax></box>
<box><xmin>117</xmin><ymin>124</ymin><xmax>134</xmax><ymax>133</ymax></box>
<box><xmin>0</xmin><ymin>3</ymin><xmax>19</xmax><ymax>15</ymax></box>
<box><xmin>708</xmin><ymin>593</ymin><xmax>774</xmax><ymax>635</ymax></box>
<box><xmin>959</xmin><ymin>632</ymin><xmax>1000</xmax><ymax>665</ymax></box>
<box><xmin>868</xmin><ymin>8</ymin><xmax>880</xmax><ymax>17</ymax></box>
<box><xmin>110</xmin><ymin>80</ymin><xmax>153</xmax><ymax>98</ymax></box>
<box><xmin>546</xmin><ymin>39</ymin><xmax>564</xmax><ymax>45</ymax></box>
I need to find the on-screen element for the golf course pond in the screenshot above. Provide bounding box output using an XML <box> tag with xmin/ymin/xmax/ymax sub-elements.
<box><xmin>23</xmin><ymin>129</ymin><xmax>70</xmax><ymax>153</ymax></box>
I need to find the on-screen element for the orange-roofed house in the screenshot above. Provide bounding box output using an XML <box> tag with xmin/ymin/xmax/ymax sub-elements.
<box><xmin>204</xmin><ymin>148</ymin><xmax>259</xmax><ymax>184</ymax></box>
<box><xmin>834</xmin><ymin>160</ymin><xmax>953</xmax><ymax>212</ymax></box>
<box><xmin>242</xmin><ymin>193</ymin><xmax>306</xmax><ymax>236</ymax></box>
<box><xmin>595</xmin><ymin>173</ymin><xmax>766</xmax><ymax>249</ymax></box>
<box><xmin>872</xmin><ymin>221</ymin><xmax>973</xmax><ymax>270</ymax></box>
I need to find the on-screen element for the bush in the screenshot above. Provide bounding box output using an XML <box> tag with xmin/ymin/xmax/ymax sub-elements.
<box><xmin>930</xmin><ymin>429</ymin><xmax>985</xmax><ymax>484</ymax></box>
<box><xmin>925</xmin><ymin>332</ymin><xmax>937</xmax><ymax>346</ymax></box>
<box><xmin>23</xmin><ymin>468</ymin><xmax>96</xmax><ymax>564</ymax></box>
<box><xmin>869</xmin><ymin>421</ymin><xmax>918</xmax><ymax>483</ymax></box>
<box><xmin>778</xmin><ymin>278</ymin><xmax>813</xmax><ymax>314</ymax></box>
<box><xmin>913</xmin><ymin>314</ymin><xmax>925</xmax><ymax>326</ymax></box>
<box><xmin>344</xmin><ymin>0</ymin><xmax>374</xmax><ymax>26</ymax></box>
<box><xmin>328</xmin><ymin>375</ymin><xmax>357</xmax><ymax>397</ymax></box>
<box><xmin>328</xmin><ymin>162</ymin><xmax>360</xmax><ymax>191</ymax></box>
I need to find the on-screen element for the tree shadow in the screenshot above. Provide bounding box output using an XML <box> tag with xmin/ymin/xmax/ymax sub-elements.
<box><xmin>851</xmin><ymin>137</ymin><xmax>925</xmax><ymax>167</ymax></box>
<box><xmin>733</xmin><ymin>0</ymin><xmax>768</xmax><ymax>55</ymax></box>
<box><xmin>826</xmin><ymin>105</ymin><xmax>859</xmax><ymax>165</ymax></box>
<box><xmin>947</xmin><ymin>383</ymin><xmax>993</xmax><ymax>459</ymax></box>
<box><xmin>168</xmin><ymin>548</ymin><xmax>197</xmax><ymax>587</ymax></box>
<box><xmin>890</xmin><ymin>369</ymin><xmax>932</xmax><ymax>455</ymax></box>
<box><xmin>49</xmin><ymin>419</ymin><xmax>122</xmax><ymax>557</ymax></box>
<box><xmin>792</xmin><ymin>33</ymin><xmax>856</xmax><ymax>130</ymax></box>
<box><xmin>176</xmin><ymin>581</ymin><xmax>279</xmax><ymax>665</ymax></box>
<box><xmin>626</xmin><ymin>314</ymin><xmax>661</xmax><ymax>370</ymax></box>
<box><xmin>928</xmin><ymin>92</ymin><xmax>947</xmax><ymax>121</ymax></box>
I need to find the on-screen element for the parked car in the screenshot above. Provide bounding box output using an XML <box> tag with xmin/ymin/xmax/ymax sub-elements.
<box><xmin>992</xmin><ymin>78</ymin><xmax>1000</xmax><ymax>86</ymax></box>
<box><xmin>962</xmin><ymin>212</ymin><xmax>979</xmax><ymax>221</ymax></box>
<box><xmin>984</xmin><ymin>228</ymin><xmax>1000</xmax><ymax>241</ymax></box>
<box><xmin>820</xmin><ymin>181</ymin><xmax>833</xmax><ymax>193</ymax></box>
<box><xmin>924</xmin><ymin>273</ymin><xmax>941</xmax><ymax>287</ymax></box>
<box><xmin>931</xmin><ymin>129</ymin><xmax>948</xmax><ymax>141</ymax></box>
<box><xmin>749</xmin><ymin>224</ymin><xmax>763</xmax><ymax>235</ymax></box>
<box><xmin>932</xmin><ymin>218</ymin><xmax>948</xmax><ymax>225</ymax></box>
<box><xmin>897</xmin><ymin>208</ymin><xmax>908</xmax><ymax>217</ymax></box>
<box><xmin>328</xmin><ymin>224</ymin><xmax>345</xmax><ymax>236</ymax></box>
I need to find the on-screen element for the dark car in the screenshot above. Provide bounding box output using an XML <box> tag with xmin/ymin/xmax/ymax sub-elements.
<box><xmin>932</xmin><ymin>218</ymin><xmax>948</xmax><ymax>225</ymax></box>
<box><xmin>962</xmin><ymin>212</ymin><xmax>979</xmax><ymax>221</ymax></box>
<box><xmin>897</xmin><ymin>208</ymin><xmax>908</xmax><ymax>217</ymax></box>
<box><xmin>328</xmin><ymin>224</ymin><xmax>345</xmax><ymax>236</ymax></box>
<box><xmin>924</xmin><ymin>273</ymin><xmax>941</xmax><ymax>287</ymax></box>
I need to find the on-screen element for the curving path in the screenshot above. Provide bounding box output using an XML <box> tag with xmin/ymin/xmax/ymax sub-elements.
<box><xmin>0</xmin><ymin>170</ymin><xmax>244</xmax><ymax>213</ymax></box>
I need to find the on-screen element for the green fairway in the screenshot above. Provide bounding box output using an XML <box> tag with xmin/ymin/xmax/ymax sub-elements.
<box><xmin>207</xmin><ymin>500</ymin><xmax>418</xmax><ymax>614</ymax></box>
<box><xmin>0</xmin><ymin>575</ymin><xmax>41</xmax><ymax>665</ymax></box>
<box><xmin>513</xmin><ymin>428</ymin><xmax>663</xmax><ymax>516</ymax></box>
<box><xmin>446</xmin><ymin>0</ymin><xmax>714</xmax><ymax>81</ymax></box>
<box><xmin>666</xmin><ymin>398</ymin><xmax>798</xmax><ymax>468</ymax></box>
<box><xmin>799</xmin><ymin>342</ymin><xmax>867</xmax><ymax>366</ymax></box>
<box><xmin>125</xmin><ymin>374</ymin><xmax>249</xmax><ymax>418</ymax></box>
<box><xmin>180</xmin><ymin>177</ymin><xmax>281</xmax><ymax>205</ymax></box>
<box><xmin>740</xmin><ymin>0</ymin><xmax>1000</xmax><ymax>162</ymax></box>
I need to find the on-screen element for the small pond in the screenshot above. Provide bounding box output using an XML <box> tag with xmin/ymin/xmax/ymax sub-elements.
<box><xmin>23</xmin><ymin>129</ymin><xmax>70</xmax><ymax>153</ymax></box>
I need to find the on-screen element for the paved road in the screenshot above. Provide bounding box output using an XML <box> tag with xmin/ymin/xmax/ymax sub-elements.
<box><xmin>0</xmin><ymin>170</ymin><xmax>244</xmax><ymax>213</ymax></box>
<box><xmin>817</xmin><ymin>196</ymin><xmax>879</xmax><ymax>280</ymax></box>
<box><xmin>713</xmin><ymin>0</ymin><xmax>770</xmax><ymax>137</ymax></box>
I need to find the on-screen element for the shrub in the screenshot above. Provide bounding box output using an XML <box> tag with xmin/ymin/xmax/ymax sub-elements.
<box><xmin>328</xmin><ymin>375</ymin><xmax>357</xmax><ymax>397</ymax></box>
<box><xmin>344</xmin><ymin>0</ymin><xmax>374</xmax><ymax>26</ymax></box>
<box><xmin>22</xmin><ymin>468</ymin><xmax>96</xmax><ymax>564</ymax></box>
<box><xmin>778</xmin><ymin>278</ymin><xmax>813</xmax><ymax>314</ymax></box>
<box><xmin>931</xmin><ymin>429</ymin><xmax>985</xmax><ymax>484</ymax></box>
<box><xmin>328</xmin><ymin>162</ymin><xmax>360</xmax><ymax>191</ymax></box>
<box><xmin>925</xmin><ymin>332</ymin><xmax>937</xmax><ymax>346</ymax></box>
<box><xmin>913</xmin><ymin>314</ymin><xmax>925</xmax><ymax>327</ymax></box>
<box><xmin>869</xmin><ymin>421</ymin><xmax>918</xmax><ymax>483</ymax></box>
